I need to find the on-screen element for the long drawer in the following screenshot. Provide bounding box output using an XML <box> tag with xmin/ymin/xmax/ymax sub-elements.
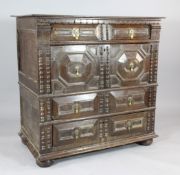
<box><xmin>51</xmin><ymin>24</ymin><xmax>151</xmax><ymax>43</ymax></box>
<box><xmin>52</xmin><ymin>111</ymin><xmax>154</xmax><ymax>150</ymax></box>
<box><xmin>51</xmin><ymin>44</ymin><xmax>153</xmax><ymax>95</ymax></box>
<box><xmin>52</xmin><ymin>86</ymin><xmax>156</xmax><ymax>121</ymax></box>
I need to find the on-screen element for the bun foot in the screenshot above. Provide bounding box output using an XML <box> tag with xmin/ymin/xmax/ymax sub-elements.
<box><xmin>138</xmin><ymin>138</ymin><xmax>153</xmax><ymax>146</ymax></box>
<box><xmin>19</xmin><ymin>131</ymin><xmax>27</xmax><ymax>145</ymax></box>
<box><xmin>36</xmin><ymin>159</ymin><xmax>54</xmax><ymax>167</ymax></box>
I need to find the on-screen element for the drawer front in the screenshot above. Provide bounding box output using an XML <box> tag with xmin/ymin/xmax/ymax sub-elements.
<box><xmin>51</xmin><ymin>45</ymin><xmax>100</xmax><ymax>94</ymax></box>
<box><xmin>52</xmin><ymin>111</ymin><xmax>153</xmax><ymax>150</ymax></box>
<box><xmin>52</xmin><ymin>93</ymin><xmax>99</xmax><ymax>120</ymax></box>
<box><xmin>108</xmin><ymin>112</ymin><xmax>148</xmax><ymax>140</ymax></box>
<box><xmin>52</xmin><ymin>86</ymin><xmax>155</xmax><ymax>120</ymax></box>
<box><xmin>51</xmin><ymin>44</ymin><xmax>152</xmax><ymax>95</ymax></box>
<box><xmin>109</xmin><ymin>87</ymin><xmax>149</xmax><ymax>113</ymax></box>
<box><xmin>53</xmin><ymin>118</ymin><xmax>99</xmax><ymax>149</ymax></box>
<box><xmin>51</xmin><ymin>24</ymin><xmax>150</xmax><ymax>43</ymax></box>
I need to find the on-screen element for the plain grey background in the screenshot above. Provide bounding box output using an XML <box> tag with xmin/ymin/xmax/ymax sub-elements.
<box><xmin>0</xmin><ymin>0</ymin><xmax>180</xmax><ymax>174</ymax></box>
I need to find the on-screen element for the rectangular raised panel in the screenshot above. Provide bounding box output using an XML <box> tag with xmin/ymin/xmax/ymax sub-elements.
<box><xmin>131</xmin><ymin>118</ymin><xmax>144</xmax><ymax>129</ymax></box>
<box><xmin>52</xmin><ymin>93</ymin><xmax>99</xmax><ymax>120</ymax></box>
<box><xmin>53</xmin><ymin>118</ymin><xmax>99</xmax><ymax>149</ymax></box>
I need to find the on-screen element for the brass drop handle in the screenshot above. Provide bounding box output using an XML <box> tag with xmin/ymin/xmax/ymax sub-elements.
<box><xmin>129</xmin><ymin>28</ymin><xmax>135</xmax><ymax>39</ymax></box>
<box><xmin>72</xmin><ymin>28</ymin><xmax>80</xmax><ymax>40</ymax></box>
<box><xmin>127</xmin><ymin>121</ymin><xmax>132</xmax><ymax>132</ymax></box>
<box><xmin>73</xmin><ymin>102</ymin><xmax>81</xmax><ymax>114</ymax></box>
<box><xmin>129</xmin><ymin>62</ymin><xmax>135</xmax><ymax>72</ymax></box>
<box><xmin>75</xmin><ymin>66</ymin><xmax>80</xmax><ymax>77</ymax></box>
<box><xmin>128</xmin><ymin>96</ymin><xmax>133</xmax><ymax>106</ymax></box>
<box><xmin>74</xmin><ymin>128</ymin><xmax>80</xmax><ymax>139</ymax></box>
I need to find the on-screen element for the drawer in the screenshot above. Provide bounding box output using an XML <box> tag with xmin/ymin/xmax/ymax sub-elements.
<box><xmin>50</xmin><ymin>24</ymin><xmax>151</xmax><ymax>43</ymax></box>
<box><xmin>108</xmin><ymin>111</ymin><xmax>149</xmax><ymax>140</ymax></box>
<box><xmin>51</xmin><ymin>44</ymin><xmax>152</xmax><ymax>95</ymax></box>
<box><xmin>52</xmin><ymin>93</ymin><xmax>99</xmax><ymax>120</ymax></box>
<box><xmin>52</xmin><ymin>86</ymin><xmax>155</xmax><ymax>121</ymax></box>
<box><xmin>53</xmin><ymin>118</ymin><xmax>99</xmax><ymax>149</ymax></box>
<box><xmin>109</xmin><ymin>87</ymin><xmax>150</xmax><ymax>113</ymax></box>
<box><xmin>52</xmin><ymin>111</ymin><xmax>151</xmax><ymax>150</ymax></box>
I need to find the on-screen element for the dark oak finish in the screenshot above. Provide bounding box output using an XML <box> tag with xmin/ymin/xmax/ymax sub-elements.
<box><xmin>15</xmin><ymin>15</ymin><xmax>163</xmax><ymax>167</ymax></box>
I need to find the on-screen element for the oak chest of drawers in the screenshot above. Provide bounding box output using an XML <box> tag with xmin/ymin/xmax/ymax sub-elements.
<box><xmin>15</xmin><ymin>15</ymin><xmax>163</xmax><ymax>167</ymax></box>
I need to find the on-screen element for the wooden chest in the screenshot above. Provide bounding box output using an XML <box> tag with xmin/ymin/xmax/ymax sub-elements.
<box><xmin>15</xmin><ymin>15</ymin><xmax>163</xmax><ymax>167</ymax></box>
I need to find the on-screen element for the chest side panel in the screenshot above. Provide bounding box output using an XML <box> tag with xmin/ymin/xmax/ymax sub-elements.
<box><xmin>17</xmin><ymin>18</ymin><xmax>39</xmax><ymax>93</ymax></box>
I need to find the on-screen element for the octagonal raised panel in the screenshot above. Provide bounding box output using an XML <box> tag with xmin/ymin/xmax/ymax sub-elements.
<box><xmin>110</xmin><ymin>44</ymin><xmax>151</xmax><ymax>87</ymax></box>
<box><xmin>60</xmin><ymin>53</ymin><xmax>92</xmax><ymax>83</ymax></box>
<box><xmin>51</xmin><ymin>45</ymin><xmax>99</xmax><ymax>94</ymax></box>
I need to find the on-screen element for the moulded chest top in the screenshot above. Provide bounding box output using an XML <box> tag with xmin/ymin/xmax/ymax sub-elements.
<box><xmin>12</xmin><ymin>14</ymin><xmax>165</xmax><ymax>21</ymax></box>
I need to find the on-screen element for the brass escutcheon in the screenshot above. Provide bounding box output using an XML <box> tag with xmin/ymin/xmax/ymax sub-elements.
<box><xmin>72</xmin><ymin>28</ymin><xmax>80</xmax><ymax>40</ymax></box>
